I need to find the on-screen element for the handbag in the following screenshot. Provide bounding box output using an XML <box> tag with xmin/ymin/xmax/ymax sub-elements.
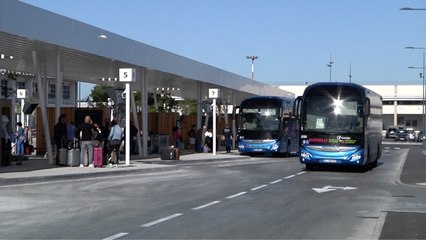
<box><xmin>91</xmin><ymin>129</ymin><xmax>101</xmax><ymax>147</ymax></box>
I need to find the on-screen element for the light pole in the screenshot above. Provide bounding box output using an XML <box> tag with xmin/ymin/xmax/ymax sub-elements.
<box><xmin>406</xmin><ymin>46</ymin><xmax>426</xmax><ymax>134</ymax></box>
<box><xmin>246</xmin><ymin>56</ymin><xmax>258</xmax><ymax>80</ymax></box>
<box><xmin>327</xmin><ymin>56</ymin><xmax>333</xmax><ymax>82</ymax></box>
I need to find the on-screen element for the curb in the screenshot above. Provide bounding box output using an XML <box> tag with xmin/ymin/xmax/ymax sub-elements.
<box><xmin>0</xmin><ymin>164</ymin><xmax>179</xmax><ymax>186</ymax></box>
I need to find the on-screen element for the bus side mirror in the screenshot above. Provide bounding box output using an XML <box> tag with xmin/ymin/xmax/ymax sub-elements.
<box><xmin>293</xmin><ymin>96</ymin><xmax>303</xmax><ymax>118</ymax></box>
<box><xmin>364</xmin><ymin>98</ymin><xmax>371</xmax><ymax>117</ymax></box>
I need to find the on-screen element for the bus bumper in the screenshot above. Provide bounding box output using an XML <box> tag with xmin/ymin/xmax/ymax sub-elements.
<box><xmin>238</xmin><ymin>140</ymin><xmax>280</xmax><ymax>153</ymax></box>
<box><xmin>299</xmin><ymin>146</ymin><xmax>364</xmax><ymax>166</ymax></box>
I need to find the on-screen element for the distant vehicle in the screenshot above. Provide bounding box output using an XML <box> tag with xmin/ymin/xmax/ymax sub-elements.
<box><xmin>414</xmin><ymin>130</ymin><xmax>424</xmax><ymax>142</ymax></box>
<box><xmin>294</xmin><ymin>82</ymin><xmax>383</xmax><ymax>170</ymax></box>
<box><xmin>385</xmin><ymin>127</ymin><xmax>402</xmax><ymax>139</ymax></box>
<box><xmin>394</xmin><ymin>129</ymin><xmax>408</xmax><ymax>141</ymax></box>
<box><xmin>405</xmin><ymin>128</ymin><xmax>416</xmax><ymax>141</ymax></box>
<box><xmin>237</xmin><ymin>96</ymin><xmax>299</xmax><ymax>156</ymax></box>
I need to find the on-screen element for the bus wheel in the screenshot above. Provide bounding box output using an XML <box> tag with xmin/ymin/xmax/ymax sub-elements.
<box><xmin>305</xmin><ymin>164</ymin><xmax>315</xmax><ymax>171</ymax></box>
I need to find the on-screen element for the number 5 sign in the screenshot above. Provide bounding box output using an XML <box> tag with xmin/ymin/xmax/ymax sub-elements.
<box><xmin>119</xmin><ymin>68</ymin><xmax>136</xmax><ymax>82</ymax></box>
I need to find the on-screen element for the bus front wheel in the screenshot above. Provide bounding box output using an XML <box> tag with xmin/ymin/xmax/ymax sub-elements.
<box><xmin>305</xmin><ymin>164</ymin><xmax>315</xmax><ymax>171</ymax></box>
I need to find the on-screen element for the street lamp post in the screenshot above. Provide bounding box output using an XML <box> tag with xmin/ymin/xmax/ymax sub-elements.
<box><xmin>246</xmin><ymin>56</ymin><xmax>258</xmax><ymax>80</ymax></box>
<box><xmin>327</xmin><ymin>56</ymin><xmax>333</xmax><ymax>82</ymax></box>
<box><xmin>406</xmin><ymin>46</ymin><xmax>426</xmax><ymax>135</ymax></box>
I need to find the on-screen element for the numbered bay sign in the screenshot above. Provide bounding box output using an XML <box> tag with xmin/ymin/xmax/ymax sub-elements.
<box><xmin>119</xmin><ymin>68</ymin><xmax>136</xmax><ymax>82</ymax></box>
<box><xmin>17</xmin><ymin>89</ymin><xmax>26</xmax><ymax>99</ymax></box>
<box><xmin>209</xmin><ymin>88</ymin><xmax>220</xmax><ymax>99</ymax></box>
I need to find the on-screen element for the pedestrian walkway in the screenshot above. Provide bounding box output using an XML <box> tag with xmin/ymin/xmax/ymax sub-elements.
<box><xmin>0</xmin><ymin>151</ymin><xmax>248</xmax><ymax>186</ymax></box>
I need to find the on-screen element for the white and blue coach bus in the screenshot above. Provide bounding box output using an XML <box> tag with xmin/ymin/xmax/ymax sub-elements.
<box><xmin>237</xmin><ymin>96</ymin><xmax>299</xmax><ymax>156</ymax></box>
<box><xmin>294</xmin><ymin>82</ymin><xmax>382</xmax><ymax>170</ymax></box>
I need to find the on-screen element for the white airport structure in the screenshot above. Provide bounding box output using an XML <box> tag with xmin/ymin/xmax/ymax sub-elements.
<box><xmin>0</xmin><ymin>0</ymin><xmax>292</xmax><ymax>164</ymax></box>
<box><xmin>280</xmin><ymin>84</ymin><xmax>425</xmax><ymax>131</ymax></box>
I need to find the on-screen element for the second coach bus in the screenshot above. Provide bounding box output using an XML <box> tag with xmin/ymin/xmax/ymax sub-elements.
<box><xmin>237</xmin><ymin>96</ymin><xmax>299</xmax><ymax>156</ymax></box>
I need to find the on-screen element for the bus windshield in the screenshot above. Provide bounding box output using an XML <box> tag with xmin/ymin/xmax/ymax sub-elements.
<box><xmin>304</xmin><ymin>97</ymin><xmax>363</xmax><ymax>133</ymax></box>
<box><xmin>241</xmin><ymin>108</ymin><xmax>280</xmax><ymax>131</ymax></box>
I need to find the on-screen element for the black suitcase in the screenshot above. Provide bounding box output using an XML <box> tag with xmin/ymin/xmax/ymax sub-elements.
<box><xmin>160</xmin><ymin>147</ymin><xmax>180</xmax><ymax>160</ymax></box>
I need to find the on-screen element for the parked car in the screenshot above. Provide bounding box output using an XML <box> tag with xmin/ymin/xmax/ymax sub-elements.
<box><xmin>394</xmin><ymin>129</ymin><xmax>408</xmax><ymax>141</ymax></box>
<box><xmin>406</xmin><ymin>128</ymin><xmax>416</xmax><ymax>141</ymax></box>
<box><xmin>386</xmin><ymin>127</ymin><xmax>403</xmax><ymax>139</ymax></box>
<box><xmin>415</xmin><ymin>130</ymin><xmax>424</xmax><ymax>142</ymax></box>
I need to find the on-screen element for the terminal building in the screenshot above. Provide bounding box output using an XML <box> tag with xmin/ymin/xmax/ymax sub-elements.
<box><xmin>280</xmin><ymin>84</ymin><xmax>425</xmax><ymax>131</ymax></box>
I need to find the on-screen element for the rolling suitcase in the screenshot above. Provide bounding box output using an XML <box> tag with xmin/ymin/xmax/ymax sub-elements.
<box><xmin>67</xmin><ymin>148</ymin><xmax>80</xmax><ymax>167</ymax></box>
<box><xmin>58</xmin><ymin>148</ymin><xmax>68</xmax><ymax>165</ymax></box>
<box><xmin>160</xmin><ymin>147</ymin><xmax>180</xmax><ymax>160</ymax></box>
<box><xmin>93</xmin><ymin>147</ymin><xmax>103</xmax><ymax>167</ymax></box>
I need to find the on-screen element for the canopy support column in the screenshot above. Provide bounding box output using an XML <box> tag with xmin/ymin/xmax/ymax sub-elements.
<box><xmin>32</xmin><ymin>51</ymin><xmax>54</xmax><ymax>165</ymax></box>
<box><xmin>140</xmin><ymin>69</ymin><xmax>148</xmax><ymax>157</ymax></box>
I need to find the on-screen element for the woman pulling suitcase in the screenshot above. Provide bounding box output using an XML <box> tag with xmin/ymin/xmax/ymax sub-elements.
<box><xmin>108</xmin><ymin>120</ymin><xmax>122</xmax><ymax>167</ymax></box>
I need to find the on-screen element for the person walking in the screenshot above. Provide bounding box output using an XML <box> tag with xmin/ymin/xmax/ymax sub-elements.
<box><xmin>15</xmin><ymin>122</ymin><xmax>25</xmax><ymax>156</ymax></box>
<box><xmin>78</xmin><ymin>115</ymin><xmax>95</xmax><ymax>167</ymax></box>
<box><xmin>108</xmin><ymin>120</ymin><xmax>122</xmax><ymax>167</ymax></box>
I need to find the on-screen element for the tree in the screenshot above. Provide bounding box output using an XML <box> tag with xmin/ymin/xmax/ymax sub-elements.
<box><xmin>90</xmin><ymin>85</ymin><xmax>108</xmax><ymax>106</ymax></box>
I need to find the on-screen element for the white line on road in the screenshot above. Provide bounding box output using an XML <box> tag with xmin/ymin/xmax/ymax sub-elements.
<box><xmin>394</xmin><ymin>147</ymin><xmax>401</xmax><ymax>150</ymax></box>
<box><xmin>141</xmin><ymin>213</ymin><xmax>183</xmax><ymax>227</ymax></box>
<box><xmin>225</xmin><ymin>191</ymin><xmax>247</xmax><ymax>199</ymax></box>
<box><xmin>251</xmin><ymin>184</ymin><xmax>268</xmax><ymax>191</ymax></box>
<box><xmin>296</xmin><ymin>171</ymin><xmax>306</xmax><ymax>175</ymax></box>
<box><xmin>284</xmin><ymin>175</ymin><xmax>295</xmax><ymax>179</ymax></box>
<box><xmin>270</xmin><ymin>179</ymin><xmax>283</xmax><ymax>184</ymax></box>
<box><xmin>192</xmin><ymin>201</ymin><xmax>221</xmax><ymax>210</ymax></box>
<box><xmin>102</xmin><ymin>232</ymin><xmax>129</xmax><ymax>240</ymax></box>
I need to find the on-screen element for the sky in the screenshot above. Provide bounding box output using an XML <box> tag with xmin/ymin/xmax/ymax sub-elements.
<box><xmin>19</xmin><ymin>0</ymin><xmax>426</xmax><ymax>98</ymax></box>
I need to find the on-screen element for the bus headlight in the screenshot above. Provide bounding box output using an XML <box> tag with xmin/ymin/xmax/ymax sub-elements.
<box><xmin>300</xmin><ymin>150</ymin><xmax>312</xmax><ymax>159</ymax></box>
<box><xmin>349</xmin><ymin>153</ymin><xmax>362</xmax><ymax>162</ymax></box>
<box><xmin>271</xmin><ymin>142</ymin><xmax>279</xmax><ymax>151</ymax></box>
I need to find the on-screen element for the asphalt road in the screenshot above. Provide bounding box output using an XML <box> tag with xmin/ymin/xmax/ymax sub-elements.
<box><xmin>0</xmin><ymin>144</ymin><xmax>425</xmax><ymax>239</ymax></box>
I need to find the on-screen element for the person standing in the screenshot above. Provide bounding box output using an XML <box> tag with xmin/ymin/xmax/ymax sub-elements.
<box><xmin>54</xmin><ymin>114</ymin><xmax>67</xmax><ymax>163</ymax></box>
<box><xmin>78</xmin><ymin>115</ymin><xmax>95</xmax><ymax>167</ymax></box>
<box><xmin>195</xmin><ymin>126</ymin><xmax>204</xmax><ymax>153</ymax></box>
<box><xmin>66</xmin><ymin>121</ymin><xmax>77</xmax><ymax>149</ymax></box>
<box><xmin>223</xmin><ymin>125</ymin><xmax>232</xmax><ymax>153</ymax></box>
<box><xmin>188</xmin><ymin>124</ymin><xmax>196</xmax><ymax>151</ymax></box>
<box><xmin>15</xmin><ymin>122</ymin><xmax>25</xmax><ymax>155</ymax></box>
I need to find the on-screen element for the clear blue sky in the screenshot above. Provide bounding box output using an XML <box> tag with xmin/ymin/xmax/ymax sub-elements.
<box><xmin>20</xmin><ymin>0</ymin><xmax>426</xmax><ymax>97</ymax></box>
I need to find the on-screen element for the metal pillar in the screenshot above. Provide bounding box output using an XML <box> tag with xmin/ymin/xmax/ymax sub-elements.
<box><xmin>232</xmin><ymin>91</ymin><xmax>237</xmax><ymax>149</ymax></box>
<box><xmin>141</xmin><ymin>69</ymin><xmax>148</xmax><ymax>157</ymax></box>
<box><xmin>55</xmin><ymin>50</ymin><xmax>62</xmax><ymax>121</ymax></box>
<box><xmin>197</xmin><ymin>83</ymin><xmax>202</xmax><ymax>129</ymax></box>
<box><xmin>130</xmin><ymin>81</ymin><xmax>142</xmax><ymax>158</ymax></box>
<box><xmin>32</xmin><ymin>51</ymin><xmax>54</xmax><ymax>165</ymax></box>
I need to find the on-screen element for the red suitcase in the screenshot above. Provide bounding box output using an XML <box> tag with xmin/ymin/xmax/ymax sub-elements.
<box><xmin>93</xmin><ymin>147</ymin><xmax>103</xmax><ymax>167</ymax></box>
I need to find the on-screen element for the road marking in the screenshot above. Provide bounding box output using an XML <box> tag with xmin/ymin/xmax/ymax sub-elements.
<box><xmin>417</xmin><ymin>182</ymin><xmax>426</xmax><ymax>186</ymax></box>
<box><xmin>384</xmin><ymin>147</ymin><xmax>391</xmax><ymax>150</ymax></box>
<box><xmin>102</xmin><ymin>232</ymin><xmax>129</xmax><ymax>240</ymax></box>
<box><xmin>312</xmin><ymin>185</ymin><xmax>357</xmax><ymax>193</ymax></box>
<box><xmin>394</xmin><ymin>147</ymin><xmax>401</xmax><ymax>150</ymax></box>
<box><xmin>141</xmin><ymin>213</ymin><xmax>183</xmax><ymax>227</ymax></box>
<box><xmin>296</xmin><ymin>171</ymin><xmax>306</xmax><ymax>175</ymax></box>
<box><xmin>192</xmin><ymin>201</ymin><xmax>221</xmax><ymax>210</ymax></box>
<box><xmin>225</xmin><ymin>191</ymin><xmax>247</xmax><ymax>199</ymax></box>
<box><xmin>284</xmin><ymin>175</ymin><xmax>295</xmax><ymax>179</ymax></box>
<box><xmin>251</xmin><ymin>184</ymin><xmax>267</xmax><ymax>191</ymax></box>
<box><xmin>270</xmin><ymin>179</ymin><xmax>283</xmax><ymax>184</ymax></box>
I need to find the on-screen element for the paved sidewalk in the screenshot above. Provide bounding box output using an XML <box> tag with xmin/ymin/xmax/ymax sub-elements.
<box><xmin>0</xmin><ymin>151</ymin><xmax>248</xmax><ymax>186</ymax></box>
